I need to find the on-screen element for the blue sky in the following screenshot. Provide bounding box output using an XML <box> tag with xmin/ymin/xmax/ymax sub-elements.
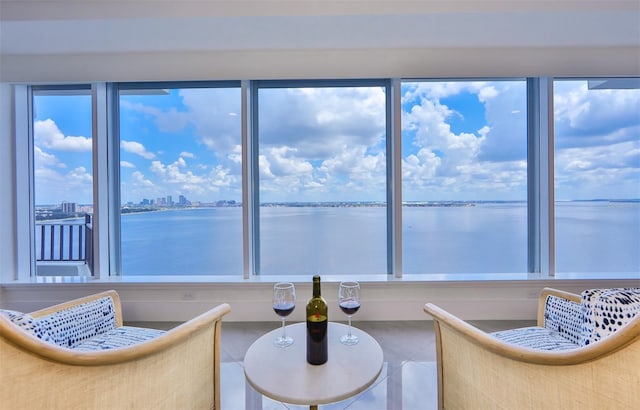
<box><xmin>32</xmin><ymin>80</ymin><xmax>640</xmax><ymax>205</ymax></box>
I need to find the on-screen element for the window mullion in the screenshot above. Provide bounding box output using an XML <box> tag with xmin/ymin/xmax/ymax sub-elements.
<box><xmin>242</xmin><ymin>80</ymin><xmax>260</xmax><ymax>277</ymax></box>
<box><xmin>14</xmin><ymin>85</ymin><xmax>35</xmax><ymax>279</ymax></box>
<box><xmin>388</xmin><ymin>78</ymin><xmax>402</xmax><ymax>277</ymax></box>
<box><xmin>92</xmin><ymin>83</ymin><xmax>114</xmax><ymax>278</ymax></box>
<box><xmin>527</xmin><ymin>77</ymin><xmax>555</xmax><ymax>277</ymax></box>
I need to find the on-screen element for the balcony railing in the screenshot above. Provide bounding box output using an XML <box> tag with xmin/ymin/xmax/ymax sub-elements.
<box><xmin>36</xmin><ymin>214</ymin><xmax>93</xmax><ymax>275</ymax></box>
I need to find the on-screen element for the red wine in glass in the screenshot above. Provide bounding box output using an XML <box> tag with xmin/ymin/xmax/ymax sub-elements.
<box><xmin>339</xmin><ymin>300</ymin><xmax>360</xmax><ymax>315</ymax></box>
<box><xmin>273</xmin><ymin>302</ymin><xmax>295</xmax><ymax>317</ymax></box>
<box><xmin>273</xmin><ymin>282</ymin><xmax>296</xmax><ymax>348</ymax></box>
<box><xmin>338</xmin><ymin>281</ymin><xmax>360</xmax><ymax>345</ymax></box>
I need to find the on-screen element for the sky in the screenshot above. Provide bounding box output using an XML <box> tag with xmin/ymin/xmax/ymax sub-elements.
<box><xmin>32</xmin><ymin>80</ymin><xmax>640</xmax><ymax>206</ymax></box>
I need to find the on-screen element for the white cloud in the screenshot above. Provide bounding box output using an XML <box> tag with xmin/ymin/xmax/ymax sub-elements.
<box><xmin>32</xmin><ymin>121</ymin><xmax>94</xmax><ymax>203</ymax></box>
<box><xmin>319</xmin><ymin>145</ymin><xmax>385</xmax><ymax>186</ymax></box>
<box><xmin>207</xmin><ymin>165</ymin><xmax>236</xmax><ymax>189</ymax></box>
<box><xmin>67</xmin><ymin>166</ymin><xmax>92</xmax><ymax>185</ymax></box>
<box><xmin>259</xmin><ymin>87</ymin><xmax>386</xmax><ymax>158</ymax></box>
<box><xmin>119</xmin><ymin>171</ymin><xmax>156</xmax><ymax>202</ymax></box>
<box><xmin>121</xmin><ymin>140</ymin><xmax>156</xmax><ymax>159</ymax></box>
<box><xmin>180</xmin><ymin>151</ymin><xmax>195</xmax><ymax>158</ymax></box>
<box><xmin>402</xmin><ymin>149</ymin><xmax>441</xmax><ymax>184</ymax></box>
<box><xmin>264</xmin><ymin>146</ymin><xmax>313</xmax><ymax>176</ymax></box>
<box><xmin>557</xmin><ymin>140</ymin><xmax>639</xmax><ymax>174</ymax></box>
<box><xmin>146</xmin><ymin>156</ymin><xmax>239</xmax><ymax>198</ymax></box>
<box><xmin>258</xmin><ymin>155</ymin><xmax>275</xmax><ymax>179</ymax></box>
<box><xmin>552</xmin><ymin>81</ymin><xmax>640</xmax><ymax>199</ymax></box>
<box><xmin>401</xmin><ymin>81</ymin><xmax>529</xmax><ymax>200</ymax></box>
<box><xmin>477</xmin><ymin>85</ymin><xmax>498</xmax><ymax>102</ymax></box>
<box><xmin>34</xmin><ymin>119</ymin><xmax>92</xmax><ymax>152</ymax></box>
<box><xmin>34</xmin><ymin>165</ymin><xmax>93</xmax><ymax>204</ymax></box>
<box><xmin>555</xmin><ymin>82</ymin><xmax>640</xmax><ymax>147</ymax></box>
<box><xmin>34</xmin><ymin>146</ymin><xmax>65</xmax><ymax>169</ymax></box>
<box><xmin>254</xmin><ymin>87</ymin><xmax>387</xmax><ymax>201</ymax></box>
<box><xmin>120</xmin><ymin>161</ymin><xmax>135</xmax><ymax>168</ymax></box>
<box><xmin>131</xmin><ymin>171</ymin><xmax>155</xmax><ymax>188</ymax></box>
<box><xmin>120</xmin><ymin>100</ymin><xmax>189</xmax><ymax>133</ymax></box>
<box><xmin>179</xmin><ymin>88</ymin><xmax>241</xmax><ymax>155</ymax></box>
<box><xmin>404</xmin><ymin>95</ymin><xmax>484</xmax><ymax>177</ymax></box>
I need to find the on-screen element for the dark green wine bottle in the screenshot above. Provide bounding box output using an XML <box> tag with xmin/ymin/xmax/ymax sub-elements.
<box><xmin>306</xmin><ymin>275</ymin><xmax>328</xmax><ymax>365</ymax></box>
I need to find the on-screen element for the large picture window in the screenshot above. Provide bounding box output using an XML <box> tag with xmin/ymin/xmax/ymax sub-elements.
<box><xmin>118</xmin><ymin>83</ymin><xmax>242</xmax><ymax>275</ymax></box>
<box><xmin>401</xmin><ymin>80</ymin><xmax>528</xmax><ymax>274</ymax></box>
<box><xmin>256</xmin><ymin>82</ymin><xmax>388</xmax><ymax>275</ymax></box>
<box><xmin>14</xmin><ymin>77</ymin><xmax>638</xmax><ymax>281</ymax></box>
<box><xmin>554</xmin><ymin>78</ymin><xmax>640</xmax><ymax>273</ymax></box>
<box><xmin>32</xmin><ymin>87</ymin><xmax>94</xmax><ymax>277</ymax></box>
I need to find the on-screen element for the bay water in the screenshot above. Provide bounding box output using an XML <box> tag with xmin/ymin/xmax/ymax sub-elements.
<box><xmin>118</xmin><ymin>202</ymin><xmax>640</xmax><ymax>276</ymax></box>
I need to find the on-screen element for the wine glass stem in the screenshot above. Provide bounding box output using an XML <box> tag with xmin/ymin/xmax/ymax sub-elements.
<box><xmin>347</xmin><ymin>315</ymin><xmax>352</xmax><ymax>337</ymax></box>
<box><xmin>281</xmin><ymin>317</ymin><xmax>286</xmax><ymax>339</ymax></box>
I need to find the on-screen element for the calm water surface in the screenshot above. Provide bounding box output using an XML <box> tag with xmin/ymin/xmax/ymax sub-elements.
<box><xmin>117</xmin><ymin>202</ymin><xmax>639</xmax><ymax>275</ymax></box>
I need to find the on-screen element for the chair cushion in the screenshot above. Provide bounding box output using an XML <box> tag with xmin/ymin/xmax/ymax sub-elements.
<box><xmin>491</xmin><ymin>326</ymin><xmax>580</xmax><ymax>351</ymax></box>
<box><xmin>581</xmin><ymin>288</ymin><xmax>640</xmax><ymax>346</ymax></box>
<box><xmin>543</xmin><ymin>294</ymin><xmax>583</xmax><ymax>345</ymax></box>
<box><xmin>73</xmin><ymin>326</ymin><xmax>166</xmax><ymax>350</ymax></box>
<box><xmin>0</xmin><ymin>309</ymin><xmax>54</xmax><ymax>343</ymax></box>
<box><xmin>37</xmin><ymin>296</ymin><xmax>117</xmax><ymax>348</ymax></box>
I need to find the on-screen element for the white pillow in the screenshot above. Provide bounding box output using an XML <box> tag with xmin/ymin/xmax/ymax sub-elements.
<box><xmin>0</xmin><ymin>309</ymin><xmax>54</xmax><ymax>343</ymax></box>
<box><xmin>581</xmin><ymin>288</ymin><xmax>640</xmax><ymax>346</ymax></box>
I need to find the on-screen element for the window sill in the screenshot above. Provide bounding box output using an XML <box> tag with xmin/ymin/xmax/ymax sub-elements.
<box><xmin>3</xmin><ymin>271</ymin><xmax>638</xmax><ymax>286</ymax></box>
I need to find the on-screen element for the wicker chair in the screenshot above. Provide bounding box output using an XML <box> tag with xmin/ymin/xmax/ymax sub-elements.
<box><xmin>0</xmin><ymin>290</ymin><xmax>231</xmax><ymax>410</ymax></box>
<box><xmin>424</xmin><ymin>287</ymin><xmax>640</xmax><ymax>409</ymax></box>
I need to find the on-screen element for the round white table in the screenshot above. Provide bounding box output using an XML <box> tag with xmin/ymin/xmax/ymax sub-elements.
<box><xmin>244</xmin><ymin>322</ymin><xmax>383</xmax><ymax>409</ymax></box>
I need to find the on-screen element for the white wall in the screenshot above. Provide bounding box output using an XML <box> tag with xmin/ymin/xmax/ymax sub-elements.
<box><xmin>1</xmin><ymin>2</ymin><xmax>639</xmax><ymax>82</ymax></box>
<box><xmin>1</xmin><ymin>278</ymin><xmax>639</xmax><ymax>322</ymax></box>
<box><xmin>3</xmin><ymin>46</ymin><xmax>639</xmax><ymax>84</ymax></box>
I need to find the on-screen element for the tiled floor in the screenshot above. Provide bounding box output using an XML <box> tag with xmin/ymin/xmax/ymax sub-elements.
<box><xmin>217</xmin><ymin>320</ymin><xmax>534</xmax><ymax>410</ymax></box>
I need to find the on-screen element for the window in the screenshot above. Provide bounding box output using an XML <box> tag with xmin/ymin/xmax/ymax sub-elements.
<box><xmin>401</xmin><ymin>80</ymin><xmax>528</xmax><ymax>274</ymax></box>
<box><xmin>256</xmin><ymin>81</ymin><xmax>388</xmax><ymax>275</ymax></box>
<box><xmin>13</xmin><ymin>77</ymin><xmax>638</xmax><ymax>281</ymax></box>
<box><xmin>118</xmin><ymin>83</ymin><xmax>242</xmax><ymax>275</ymax></box>
<box><xmin>554</xmin><ymin>78</ymin><xmax>640</xmax><ymax>273</ymax></box>
<box><xmin>32</xmin><ymin>86</ymin><xmax>94</xmax><ymax>277</ymax></box>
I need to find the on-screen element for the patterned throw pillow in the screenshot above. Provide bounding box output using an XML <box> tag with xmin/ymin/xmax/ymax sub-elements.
<box><xmin>580</xmin><ymin>288</ymin><xmax>640</xmax><ymax>346</ymax></box>
<box><xmin>543</xmin><ymin>294</ymin><xmax>584</xmax><ymax>345</ymax></box>
<box><xmin>37</xmin><ymin>296</ymin><xmax>116</xmax><ymax>348</ymax></box>
<box><xmin>0</xmin><ymin>309</ymin><xmax>54</xmax><ymax>343</ymax></box>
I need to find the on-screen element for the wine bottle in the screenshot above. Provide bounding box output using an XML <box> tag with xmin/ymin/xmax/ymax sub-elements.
<box><xmin>306</xmin><ymin>275</ymin><xmax>328</xmax><ymax>365</ymax></box>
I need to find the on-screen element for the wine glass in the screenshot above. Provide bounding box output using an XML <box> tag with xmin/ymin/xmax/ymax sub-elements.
<box><xmin>272</xmin><ymin>282</ymin><xmax>296</xmax><ymax>348</ymax></box>
<box><xmin>338</xmin><ymin>281</ymin><xmax>360</xmax><ymax>345</ymax></box>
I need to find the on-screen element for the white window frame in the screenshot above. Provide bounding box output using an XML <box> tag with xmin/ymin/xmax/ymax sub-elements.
<box><xmin>12</xmin><ymin>76</ymin><xmax>638</xmax><ymax>281</ymax></box>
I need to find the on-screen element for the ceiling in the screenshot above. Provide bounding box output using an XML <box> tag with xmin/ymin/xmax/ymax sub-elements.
<box><xmin>1</xmin><ymin>1</ymin><xmax>639</xmax><ymax>82</ymax></box>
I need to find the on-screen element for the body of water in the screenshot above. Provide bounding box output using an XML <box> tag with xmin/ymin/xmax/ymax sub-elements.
<box><xmin>115</xmin><ymin>202</ymin><xmax>640</xmax><ymax>276</ymax></box>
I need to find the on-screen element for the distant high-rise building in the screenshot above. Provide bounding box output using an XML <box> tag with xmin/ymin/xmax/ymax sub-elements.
<box><xmin>61</xmin><ymin>201</ymin><xmax>76</xmax><ymax>214</ymax></box>
<box><xmin>167</xmin><ymin>195</ymin><xmax>173</xmax><ymax>206</ymax></box>
<box><xmin>178</xmin><ymin>195</ymin><xmax>187</xmax><ymax>206</ymax></box>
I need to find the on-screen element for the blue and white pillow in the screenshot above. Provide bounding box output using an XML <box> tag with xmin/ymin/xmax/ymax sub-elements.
<box><xmin>543</xmin><ymin>294</ymin><xmax>584</xmax><ymax>346</ymax></box>
<box><xmin>37</xmin><ymin>296</ymin><xmax>116</xmax><ymax>348</ymax></box>
<box><xmin>581</xmin><ymin>288</ymin><xmax>640</xmax><ymax>346</ymax></box>
<box><xmin>0</xmin><ymin>309</ymin><xmax>54</xmax><ymax>343</ymax></box>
